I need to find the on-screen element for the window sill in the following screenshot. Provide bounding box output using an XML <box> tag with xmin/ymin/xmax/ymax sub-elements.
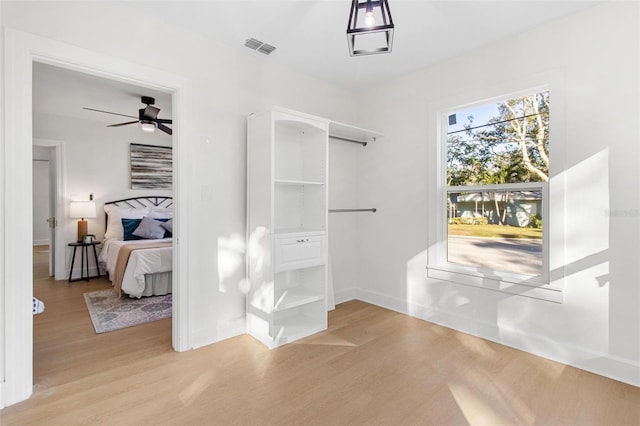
<box><xmin>426</xmin><ymin>264</ymin><xmax>563</xmax><ymax>303</ymax></box>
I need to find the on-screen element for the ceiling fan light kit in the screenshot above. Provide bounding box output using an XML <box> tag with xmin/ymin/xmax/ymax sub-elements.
<box><xmin>346</xmin><ymin>0</ymin><xmax>394</xmax><ymax>57</ymax></box>
<box><xmin>83</xmin><ymin>96</ymin><xmax>172</xmax><ymax>135</ymax></box>
<box><xmin>140</xmin><ymin>120</ymin><xmax>157</xmax><ymax>133</ymax></box>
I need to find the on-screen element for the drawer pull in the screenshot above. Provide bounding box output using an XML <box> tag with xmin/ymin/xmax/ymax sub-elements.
<box><xmin>296</xmin><ymin>238</ymin><xmax>309</xmax><ymax>243</ymax></box>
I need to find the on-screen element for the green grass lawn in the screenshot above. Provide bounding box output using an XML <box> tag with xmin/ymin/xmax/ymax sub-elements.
<box><xmin>448</xmin><ymin>223</ymin><xmax>542</xmax><ymax>239</ymax></box>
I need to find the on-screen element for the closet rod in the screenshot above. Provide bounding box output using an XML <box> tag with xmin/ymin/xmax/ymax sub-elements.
<box><xmin>329</xmin><ymin>135</ymin><xmax>372</xmax><ymax>147</ymax></box>
<box><xmin>329</xmin><ymin>208</ymin><xmax>377</xmax><ymax>213</ymax></box>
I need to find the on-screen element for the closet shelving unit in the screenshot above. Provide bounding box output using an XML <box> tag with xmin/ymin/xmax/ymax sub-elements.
<box><xmin>246</xmin><ymin>106</ymin><xmax>381</xmax><ymax>349</ymax></box>
<box><xmin>328</xmin><ymin>120</ymin><xmax>382</xmax><ymax>147</ymax></box>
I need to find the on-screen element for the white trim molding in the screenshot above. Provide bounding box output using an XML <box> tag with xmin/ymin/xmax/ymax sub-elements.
<box><xmin>2</xmin><ymin>28</ymin><xmax>193</xmax><ymax>408</ymax></box>
<box><xmin>0</xmin><ymin>5</ymin><xmax>5</xmax><ymax>409</ymax></box>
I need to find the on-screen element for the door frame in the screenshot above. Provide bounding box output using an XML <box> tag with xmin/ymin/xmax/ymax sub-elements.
<box><xmin>2</xmin><ymin>29</ymin><xmax>192</xmax><ymax>408</ymax></box>
<box><xmin>33</xmin><ymin>139</ymin><xmax>66</xmax><ymax>280</ymax></box>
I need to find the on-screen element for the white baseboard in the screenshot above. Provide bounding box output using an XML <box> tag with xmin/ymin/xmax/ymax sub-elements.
<box><xmin>191</xmin><ymin>316</ymin><xmax>246</xmax><ymax>350</ymax></box>
<box><xmin>351</xmin><ymin>287</ymin><xmax>640</xmax><ymax>387</ymax></box>
<box><xmin>33</xmin><ymin>240</ymin><xmax>49</xmax><ymax>246</ymax></box>
<box><xmin>334</xmin><ymin>287</ymin><xmax>359</xmax><ymax>305</ymax></box>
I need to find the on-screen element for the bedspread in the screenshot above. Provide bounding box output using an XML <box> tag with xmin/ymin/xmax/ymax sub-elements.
<box><xmin>99</xmin><ymin>238</ymin><xmax>172</xmax><ymax>298</ymax></box>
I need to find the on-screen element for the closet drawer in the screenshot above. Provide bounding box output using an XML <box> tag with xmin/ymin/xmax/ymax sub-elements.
<box><xmin>274</xmin><ymin>234</ymin><xmax>326</xmax><ymax>272</ymax></box>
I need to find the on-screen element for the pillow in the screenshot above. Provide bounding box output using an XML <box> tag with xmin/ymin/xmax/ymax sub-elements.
<box><xmin>149</xmin><ymin>207</ymin><xmax>173</xmax><ymax>218</ymax></box>
<box><xmin>155</xmin><ymin>218</ymin><xmax>172</xmax><ymax>238</ymax></box>
<box><xmin>132</xmin><ymin>216</ymin><xmax>167</xmax><ymax>240</ymax></box>
<box><xmin>161</xmin><ymin>218</ymin><xmax>173</xmax><ymax>234</ymax></box>
<box><xmin>104</xmin><ymin>205</ymin><xmax>150</xmax><ymax>240</ymax></box>
<box><xmin>121</xmin><ymin>218</ymin><xmax>143</xmax><ymax>241</ymax></box>
<box><xmin>122</xmin><ymin>217</ymin><xmax>171</xmax><ymax>240</ymax></box>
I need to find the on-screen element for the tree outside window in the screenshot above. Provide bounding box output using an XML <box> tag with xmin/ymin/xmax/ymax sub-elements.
<box><xmin>446</xmin><ymin>91</ymin><xmax>549</xmax><ymax>276</ymax></box>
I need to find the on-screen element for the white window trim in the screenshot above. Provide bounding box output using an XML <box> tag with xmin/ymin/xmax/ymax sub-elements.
<box><xmin>427</xmin><ymin>74</ymin><xmax>566</xmax><ymax>303</ymax></box>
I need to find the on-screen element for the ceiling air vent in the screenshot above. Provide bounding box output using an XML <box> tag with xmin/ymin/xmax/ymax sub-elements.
<box><xmin>257</xmin><ymin>43</ymin><xmax>276</xmax><ymax>55</ymax></box>
<box><xmin>244</xmin><ymin>38</ymin><xmax>262</xmax><ymax>50</ymax></box>
<box><xmin>244</xmin><ymin>38</ymin><xmax>276</xmax><ymax>55</ymax></box>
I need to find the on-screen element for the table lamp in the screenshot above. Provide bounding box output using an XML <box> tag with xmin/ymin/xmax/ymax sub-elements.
<box><xmin>70</xmin><ymin>200</ymin><xmax>96</xmax><ymax>242</ymax></box>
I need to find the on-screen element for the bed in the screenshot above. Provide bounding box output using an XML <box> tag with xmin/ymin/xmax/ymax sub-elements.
<box><xmin>98</xmin><ymin>196</ymin><xmax>173</xmax><ymax>298</ymax></box>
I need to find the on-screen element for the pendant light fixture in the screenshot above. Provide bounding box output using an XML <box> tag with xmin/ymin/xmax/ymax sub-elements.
<box><xmin>346</xmin><ymin>0</ymin><xmax>394</xmax><ymax>56</ymax></box>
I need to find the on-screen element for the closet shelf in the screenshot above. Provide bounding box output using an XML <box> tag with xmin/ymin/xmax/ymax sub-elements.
<box><xmin>272</xmin><ymin>313</ymin><xmax>325</xmax><ymax>345</ymax></box>
<box><xmin>274</xmin><ymin>288</ymin><xmax>324</xmax><ymax>312</ymax></box>
<box><xmin>329</xmin><ymin>120</ymin><xmax>383</xmax><ymax>146</ymax></box>
<box><xmin>274</xmin><ymin>228</ymin><xmax>326</xmax><ymax>237</ymax></box>
<box><xmin>275</xmin><ymin>179</ymin><xmax>325</xmax><ymax>186</ymax></box>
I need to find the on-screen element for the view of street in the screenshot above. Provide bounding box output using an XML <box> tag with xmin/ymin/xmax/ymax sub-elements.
<box><xmin>448</xmin><ymin>235</ymin><xmax>542</xmax><ymax>276</ymax></box>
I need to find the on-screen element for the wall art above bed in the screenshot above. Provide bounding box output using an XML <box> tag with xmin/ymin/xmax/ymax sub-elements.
<box><xmin>130</xmin><ymin>143</ymin><xmax>172</xmax><ymax>189</ymax></box>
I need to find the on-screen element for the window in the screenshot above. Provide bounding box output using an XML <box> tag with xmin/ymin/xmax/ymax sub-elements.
<box><xmin>428</xmin><ymin>88</ymin><xmax>562</xmax><ymax>302</ymax></box>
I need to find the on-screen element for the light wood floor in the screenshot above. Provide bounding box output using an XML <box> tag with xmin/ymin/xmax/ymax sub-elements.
<box><xmin>1</xmin><ymin>247</ymin><xmax>638</xmax><ymax>425</ymax></box>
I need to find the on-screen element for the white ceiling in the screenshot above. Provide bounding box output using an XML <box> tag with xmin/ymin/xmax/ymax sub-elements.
<box><xmin>121</xmin><ymin>0</ymin><xmax>600</xmax><ymax>91</ymax></box>
<box><xmin>33</xmin><ymin>63</ymin><xmax>173</xmax><ymax>125</ymax></box>
<box><xmin>32</xmin><ymin>1</ymin><xmax>599</xmax><ymax>123</ymax></box>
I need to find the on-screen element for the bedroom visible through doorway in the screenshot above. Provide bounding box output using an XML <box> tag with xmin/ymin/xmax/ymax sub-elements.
<box><xmin>31</xmin><ymin>61</ymin><xmax>176</xmax><ymax>390</ymax></box>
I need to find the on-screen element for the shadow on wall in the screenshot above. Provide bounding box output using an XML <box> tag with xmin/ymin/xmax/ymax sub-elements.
<box><xmin>216</xmin><ymin>232</ymin><xmax>249</xmax><ymax>341</ymax></box>
<box><xmin>218</xmin><ymin>233</ymin><xmax>246</xmax><ymax>294</ymax></box>
<box><xmin>405</xmin><ymin>149</ymin><xmax>634</xmax><ymax>382</ymax></box>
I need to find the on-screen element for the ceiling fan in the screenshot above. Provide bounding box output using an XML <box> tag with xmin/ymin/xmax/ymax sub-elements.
<box><xmin>83</xmin><ymin>96</ymin><xmax>172</xmax><ymax>135</ymax></box>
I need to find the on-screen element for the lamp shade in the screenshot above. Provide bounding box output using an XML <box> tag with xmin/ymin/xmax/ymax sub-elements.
<box><xmin>69</xmin><ymin>201</ymin><xmax>96</xmax><ymax>219</ymax></box>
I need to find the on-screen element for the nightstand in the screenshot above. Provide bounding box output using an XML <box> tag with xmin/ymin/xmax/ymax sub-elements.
<box><xmin>68</xmin><ymin>241</ymin><xmax>101</xmax><ymax>282</ymax></box>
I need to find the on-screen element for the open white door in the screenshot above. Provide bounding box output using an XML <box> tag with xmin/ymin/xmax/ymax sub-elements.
<box><xmin>34</xmin><ymin>139</ymin><xmax>65</xmax><ymax>280</ymax></box>
<box><xmin>32</xmin><ymin>149</ymin><xmax>52</xmax><ymax>271</ymax></box>
<box><xmin>46</xmin><ymin>146</ymin><xmax>57</xmax><ymax>276</ymax></box>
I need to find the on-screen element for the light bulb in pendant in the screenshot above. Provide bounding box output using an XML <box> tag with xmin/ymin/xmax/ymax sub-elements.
<box><xmin>364</xmin><ymin>11</ymin><xmax>375</xmax><ymax>27</ymax></box>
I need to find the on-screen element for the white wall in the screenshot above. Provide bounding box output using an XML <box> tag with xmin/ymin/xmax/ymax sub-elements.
<box><xmin>4</xmin><ymin>0</ymin><xmax>636</xmax><ymax>408</ymax></box>
<box><xmin>1</xmin><ymin>0</ymin><xmax>359</xmax><ymax>358</ymax></box>
<box><xmin>355</xmin><ymin>2</ymin><xmax>640</xmax><ymax>385</ymax></box>
<box><xmin>329</xmin><ymin>139</ymin><xmax>361</xmax><ymax>302</ymax></box>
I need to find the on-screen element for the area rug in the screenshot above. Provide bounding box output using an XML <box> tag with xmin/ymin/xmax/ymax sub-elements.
<box><xmin>84</xmin><ymin>290</ymin><xmax>172</xmax><ymax>333</ymax></box>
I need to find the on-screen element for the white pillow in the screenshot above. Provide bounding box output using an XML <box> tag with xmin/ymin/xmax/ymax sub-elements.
<box><xmin>104</xmin><ymin>204</ymin><xmax>150</xmax><ymax>240</ymax></box>
<box><xmin>161</xmin><ymin>218</ymin><xmax>173</xmax><ymax>234</ymax></box>
<box><xmin>149</xmin><ymin>207</ymin><xmax>173</xmax><ymax>218</ymax></box>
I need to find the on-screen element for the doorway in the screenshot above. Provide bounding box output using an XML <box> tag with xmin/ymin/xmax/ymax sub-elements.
<box><xmin>32</xmin><ymin>153</ymin><xmax>53</xmax><ymax>276</ymax></box>
<box><xmin>32</xmin><ymin>141</ymin><xmax>65</xmax><ymax>280</ymax></box>
<box><xmin>3</xmin><ymin>29</ymin><xmax>191</xmax><ymax>408</ymax></box>
<box><xmin>31</xmin><ymin>61</ymin><xmax>175</xmax><ymax>362</ymax></box>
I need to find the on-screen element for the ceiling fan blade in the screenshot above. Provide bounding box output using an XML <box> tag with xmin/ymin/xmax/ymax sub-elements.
<box><xmin>155</xmin><ymin>118</ymin><xmax>173</xmax><ymax>124</ymax></box>
<box><xmin>157</xmin><ymin>123</ymin><xmax>173</xmax><ymax>135</ymax></box>
<box><xmin>107</xmin><ymin>120</ymin><xmax>139</xmax><ymax>127</ymax></box>
<box><xmin>142</xmin><ymin>105</ymin><xmax>160</xmax><ymax>120</ymax></box>
<box><xmin>83</xmin><ymin>107</ymin><xmax>137</xmax><ymax>119</ymax></box>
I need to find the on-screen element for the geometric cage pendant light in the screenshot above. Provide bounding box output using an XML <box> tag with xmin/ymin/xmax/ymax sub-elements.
<box><xmin>346</xmin><ymin>0</ymin><xmax>394</xmax><ymax>56</ymax></box>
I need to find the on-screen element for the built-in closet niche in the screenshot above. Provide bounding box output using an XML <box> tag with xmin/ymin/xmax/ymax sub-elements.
<box><xmin>247</xmin><ymin>106</ymin><xmax>381</xmax><ymax>349</ymax></box>
<box><xmin>326</xmin><ymin>120</ymin><xmax>382</xmax><ymax>309</ymax></box>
